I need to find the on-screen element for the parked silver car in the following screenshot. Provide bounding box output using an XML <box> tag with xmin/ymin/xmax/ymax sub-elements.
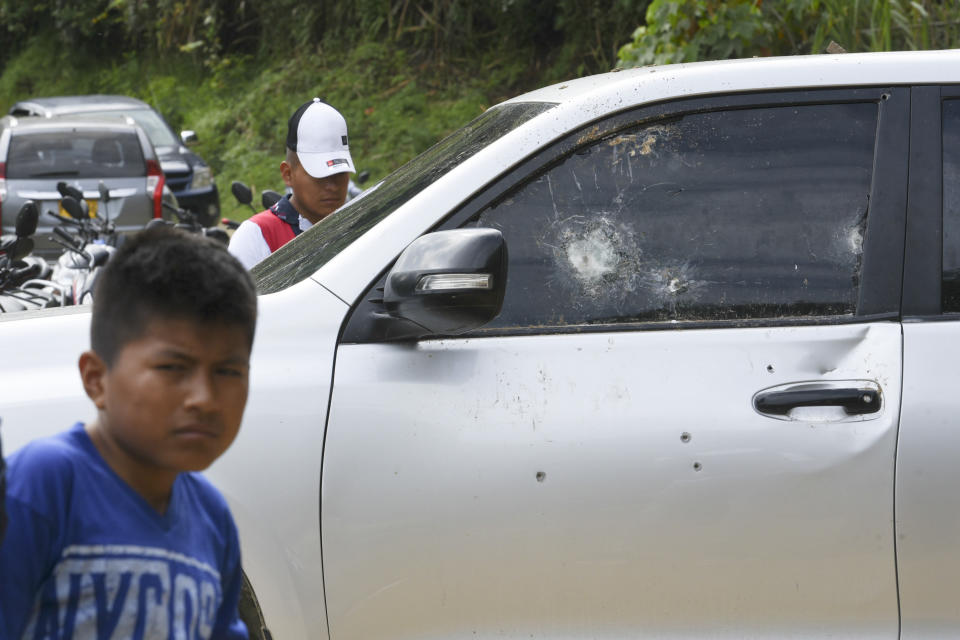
<box><xmin>8</xmin><ymin>95</ymin><xmax>220</xmax><ymax>226</ymax></box>
<box><xmin>0</xmin><ymin>116</ymin><xmax>168</xmax><ymax>258</ymax></box>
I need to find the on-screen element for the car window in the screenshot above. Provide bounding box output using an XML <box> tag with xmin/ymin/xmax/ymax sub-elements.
<box><xmin>943</xmin><ymin>98</ymin><xmax>960</xmax><ymax>313</ymax></box>
<box><xmin>253</xmin><ymin>101</ymin><xmax>556</xmax><ymax>295</ymax></box>
<box><xmin>6</xmin><ymin>130</ymin><xmax>146</xmax><ymax>179</ymax></box>
<box><xmin>469</xmin><ymin>102</ymin><xmax>878</xmax><ymax>329</ymax></box>
<box><xmin>66</xmin><ymin>109</ymin><xmax>178</xmax><ymax>148</ymax></box>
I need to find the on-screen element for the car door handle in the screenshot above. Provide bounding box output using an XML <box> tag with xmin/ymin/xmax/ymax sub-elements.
<box><xmin>754</xmin><ymin>387</ymin><xmax>881</xmax><ymax>416</ymax></box>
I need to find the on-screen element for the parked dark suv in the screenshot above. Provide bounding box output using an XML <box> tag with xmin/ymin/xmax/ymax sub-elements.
<box><xmin>8</xmin><ymin>95</ymin><xmax>220</xmax><ymax>226</ymax></box>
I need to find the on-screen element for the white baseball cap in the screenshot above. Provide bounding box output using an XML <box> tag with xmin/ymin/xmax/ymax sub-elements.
<box><xmin>286</xmin><ymin>98</ymin><xmax>355</xmax><ymax>178</ymax></box>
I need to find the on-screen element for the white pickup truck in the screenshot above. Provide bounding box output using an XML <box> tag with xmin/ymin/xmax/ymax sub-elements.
<box><xmin>5</xmin><ymin>49</ymin><xmax>960</xmax><ymax>639</ymax></box>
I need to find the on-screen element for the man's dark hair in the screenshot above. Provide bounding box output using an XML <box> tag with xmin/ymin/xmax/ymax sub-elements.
<box><xmin>91</xmin><ymin>225</ymin><xmax>258</xmax><ymax>366</ymax></box>
<box><xmin>285</xmin><ymin>147</ymin><xmax>299</xmax><ymax>168</ymax></box>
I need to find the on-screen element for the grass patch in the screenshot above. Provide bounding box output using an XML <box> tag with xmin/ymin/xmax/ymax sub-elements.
<box><xmin>0</xmin><ymin>35</ymin><xmax>555</xmax><ymax>221</ymax></box>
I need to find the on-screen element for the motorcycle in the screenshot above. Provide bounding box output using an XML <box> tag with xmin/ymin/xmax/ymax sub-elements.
<box><xmin>0</xmin><ymin>201</ymin><xmax>61</xmax><ymax>312</ymax></box>
<box><xmin>34</xmin><ymin>179</ymin><xmax>132</xmax><ymax>306</ymax></box>
<box><xmin>45</xmin><ymin>193</ymin><xmax>116</xmax><ymax>306</ymax></box>
<box><xmin>23</xmin><ymin>184</ymin><xmax>227</xmax><ymax>308</ymax></box>
<box><xmin>52</xmin><ymin>181</ymin><xmax>123</xmax><ymax>246</ymax></box>
<box><xmin>160</xmin><ymin>200</ymin><xmax>231</xmax><ymax>245</ymax></box>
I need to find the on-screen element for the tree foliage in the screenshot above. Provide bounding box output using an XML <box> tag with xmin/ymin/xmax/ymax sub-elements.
<box><xmin>617</xmin><ymin>0</ymin><xmax>960</xmax><ymax>67</ymax></box>
<box><xmin>0</xmin><ymin>1</ymin><xmax>655</xmax><ymax>222</ymax></box>
<box><xmin>0</xmin><ymin>1</ymin><xmax>650</xmax><ymax>77</ymax></box>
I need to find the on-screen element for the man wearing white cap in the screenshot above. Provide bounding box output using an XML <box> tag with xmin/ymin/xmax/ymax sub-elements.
<box><xmin>228</xmin><ymin>98</ymin><xmax>355</xmax><ymax>269</ymax></box>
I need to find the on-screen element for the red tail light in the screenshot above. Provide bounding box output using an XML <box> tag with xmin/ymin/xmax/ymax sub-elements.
<box><xmin>146</xmin><ymin>159</ymin><xmax>165</xmax><ymax>219</ymax></box>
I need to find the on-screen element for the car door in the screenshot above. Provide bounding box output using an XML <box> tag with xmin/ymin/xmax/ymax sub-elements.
<box><xmin>322</xmin><ymin>88</ymin><xmax>909</xmax><ymax>639</ymax></box>
<box><xmin>896</xmin><ymin>84</ymin><xmax>960</xmax><ymax>638</ymax></box>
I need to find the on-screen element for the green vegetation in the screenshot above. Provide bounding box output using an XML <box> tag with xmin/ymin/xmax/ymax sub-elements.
<box><xmin>0</xmin><ymin>1</ymin><xmax>649</xmax><ymax>221</ymax></box>
<box><xmin>0</xmin><ymin>39</ymin><xmax>536</xmax><ymax>222</ymax></box>
<box><xmin>617</xmin><ymin>0</ymin><xmax>960</xmax><ymax>67</ymax></box>
<box><xmin>3</xmin><ymin>1</ymin><xmax>959</xmax><ymax>222</ymax></box>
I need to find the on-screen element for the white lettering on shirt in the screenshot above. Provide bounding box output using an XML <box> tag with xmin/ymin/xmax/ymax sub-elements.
<box><xmin>21</xmin><ymin>545</ymin><xmax>223</xmax><ymax>640</ymax></box>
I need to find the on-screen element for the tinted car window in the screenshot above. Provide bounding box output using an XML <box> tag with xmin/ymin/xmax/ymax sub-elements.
<box><xmin>6</xmin><ymin>130</ymin><xmax>146</xmax><ymax>179</ymax></box>
<box><xmin>943</xmin><ymin>99</ymin><xmax>960</xmax><ymax>312</ymax></box>
<box><xmin>472</xmin><ymin>102</ymin><xmax>878</xmax><ymax>329</ymax></box>
<box><xmin>66</xmin><ymin>109</ymin><xmax>179</xmax><ymax>147</ymax></box>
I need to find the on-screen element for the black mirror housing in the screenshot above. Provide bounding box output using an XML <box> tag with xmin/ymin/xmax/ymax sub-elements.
<box><xmin>14</xmin><ymin>201</ymin><xmax>39</xmax><ymax>238</ymax></box>
<box><xmin>231</xmin><ymin>181</ymin><xmax>253</xmax><ymax>206</ymax></box>
<box><xmin>383</xmin><ymin>228</ymin><xmax>507</xmax><ymax>338</ymax></box>
<box><xmin>205</xmin><ymin>228</ymin><xmax>230</xmax><ymax>245</ymax></box>
<box><xmin>61</xmin><ymin>196</ymin><xmax>86</xmax><ymax>221</ymax></box>
<box><xmin>261</xmin><ymin>190</ymin><xmax>282</xmax><ymax>210</ymax></box>
<box><xmin>56</xmin><ymin>182</ymin><xmax>84</xmax><ymax>202</ymax></box>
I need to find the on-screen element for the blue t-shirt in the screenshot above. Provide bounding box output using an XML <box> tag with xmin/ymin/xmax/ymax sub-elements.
<box><xmin>0</xmin><ymin>423</ymin><xmax>247</xmax><ymax>639</ymax></box>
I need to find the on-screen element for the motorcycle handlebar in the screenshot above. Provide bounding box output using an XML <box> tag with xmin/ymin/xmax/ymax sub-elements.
<box><xmin>52</xmin><ymin>226</ymin><xmax>81</xmax><ymax>249</ymax></box>
<box><xmin>46</xmin><ymin>210</ymin><xmax>81</xmax><ymax>227</ymax></box>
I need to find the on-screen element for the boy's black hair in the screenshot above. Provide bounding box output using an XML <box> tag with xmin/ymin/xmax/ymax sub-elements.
<box><xmin>91</xmin><ymin>225</ymin><xmax>257</xmax><ymax>366</ymax></box>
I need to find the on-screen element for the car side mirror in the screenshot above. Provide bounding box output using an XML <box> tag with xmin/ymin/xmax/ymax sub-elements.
<box><xmin>383</xmin><ymin>228</ymin><xmax>507</xmax><ymax>339</ymax></box>
<box><xmin>180</xmin><ymin>130</ymin><xmax>199</xmax><ymax>146</ymax></box>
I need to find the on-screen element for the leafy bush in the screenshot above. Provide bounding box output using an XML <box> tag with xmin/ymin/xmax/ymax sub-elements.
<box><xmin>618</xmin><ymin>0</ymin><xmax>960</xmax><ymax>68</ymax></box>
<box><xmin>618</xmin><ymin>0</ymin><xmax>767</xmax><ymax>67</ymax></box>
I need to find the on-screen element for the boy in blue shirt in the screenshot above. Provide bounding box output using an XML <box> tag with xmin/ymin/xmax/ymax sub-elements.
<box><xmin>0</xmin><ymin>226</ymin><xmax>257</xmax><ymax>639</ymax></box>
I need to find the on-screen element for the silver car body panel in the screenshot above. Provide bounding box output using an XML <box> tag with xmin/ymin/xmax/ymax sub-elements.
<box><xmin>16</xmin><ymin>188</ymin><xmax>137</xmax><ymax>199</ymax></box>
<box><xmin>323</xmin><ymin>323</ymin><xmax>902</xmax><ymax>639</ymax></box>
<box><xmin>897</xmin><ymin>322</ymin><xmax>960</xmax><ymax>638</ymax></box>
<box><xmin>13</xmin><ymin>181</ymin><xmax>151</xmax><ymax>239</ymax></box>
